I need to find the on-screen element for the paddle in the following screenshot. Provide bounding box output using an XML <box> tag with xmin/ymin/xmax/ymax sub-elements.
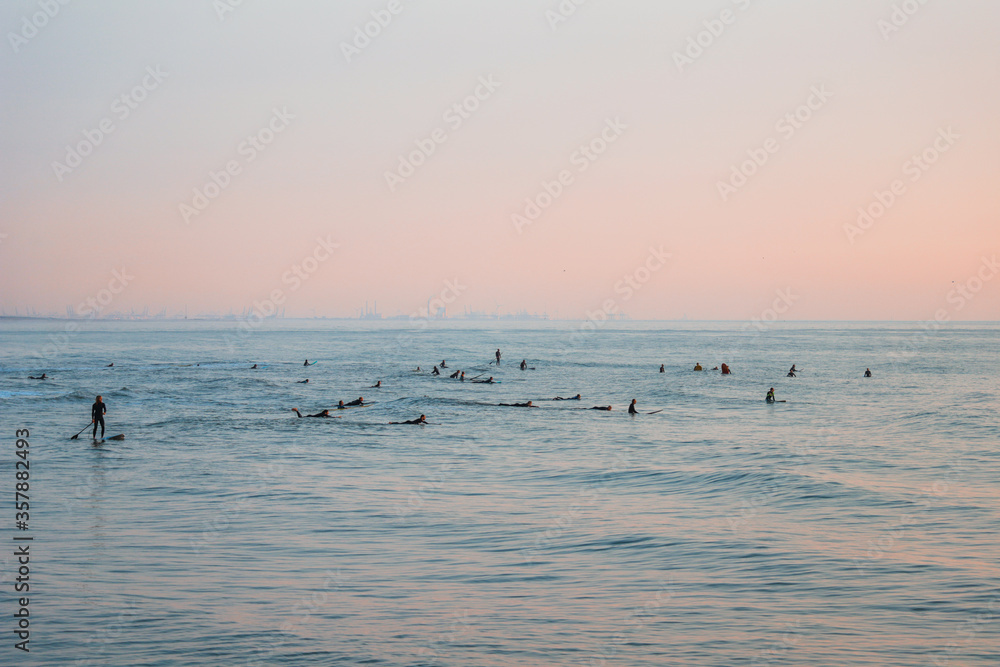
<box><xmin>69</xmin><ymin>424</ymin><xmax>92</xmax><ymax>440</ymax></box>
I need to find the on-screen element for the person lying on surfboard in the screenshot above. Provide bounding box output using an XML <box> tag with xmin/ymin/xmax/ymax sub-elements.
<box><xmin>552</xmin><ymin>394</ymin><xmax>582</xmax><ymax>400</ymax></box>
<box><xmin>391</xmin><ymin>415</ymin><xmax>427</xmax><ymax>425</ymax></box>
<box><xmin>473</xmin><ymin>377</ymin><xmax>495</xmax><ymax>384</ymax></box>
<box><xmin>499</xmin><ymin>401</ymin><xmax>535</xmax><ymax>407</ymax></box>
<box><xmin>344</xmin><ymin>397</ymin><xmax>364</xmax><ymax>407</ymax></box>
<box><xmin>291</xmin><ymin>408</ymin><xmax>333</xmax><ymax>418</ymax></box>
<box><xmin>590</xmin><ymin>406</ymin><xmax>612</xmax><ymax>411</ymax></box>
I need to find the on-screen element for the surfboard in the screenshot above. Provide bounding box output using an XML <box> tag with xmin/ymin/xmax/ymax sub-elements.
<box><xmin>646</xmin><ymin>409</ymin><xmax>663</xmax><ymax>414</ymax></box>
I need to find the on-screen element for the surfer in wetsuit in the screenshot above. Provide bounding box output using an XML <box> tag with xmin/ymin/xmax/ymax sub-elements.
<box><xmin>107</xmin><ymin>363</ymin><xmax>114</xmax><ymax>367</ymax></box>
<box><xmin>28</xmin><ymin>373</ymin><xmax>48</xmax><ymax>380</ymax></box>
<box><xmin>292</xmin><ymin>408</ymin><xmax>332</xmax><ymax>418</ymax></box>
<box><xmin>553</xmin><ymin>394</ymin><xmax>582</xmax><ymax>401</ymax></box>
<box><xmin>787</xmin><ymin>364</ymin><xmax>797</xmax><ymax>378</ymax></box>
<box><xmin>500</xmin><ymin>401</ymin><xmax>535</xmax><ymax>407</ymax></box>
<box><xmin>432</xmin><ymin>366</ymin><xmax>440</xmax><ymax>376</ymax></box>
<box><xmin>473</xmin><ymin>377</ymin><xmax>494</xmax><ymax>384</ymax></box>
<box><xmin>91</xmin><ymin>395</ymin><xmax>106</xmax><ymax>440</ymax></box>
<box><xmin>495</xmin><ymin>349</ymin><xmax>501</xmax><ymax>364</ymax></box>
<box><xmin>628</xmin><ymin>399</ymin><xmax>638</xmax><ymax>414</ymax></box>
<box><xmin>371</xmin><ymin>381</ymin><xmax>382</xmax><ymax>388</ymax></box>
<box><xmin>392</xmin><ymin>415</ymin><xmax>427</xmax><ymax>425</ymax></box>
<box><xmin>251</xmin><ymin>364</ymin><xmax>258</xmax><ymax>369</ymax></box>
<box><xmin>590</xmin><ymin>406</ymin><xmax>612</xmax><ymax>411</ymax></box>
<box><xmin>864</xmin><ymin>368</ymin><xmax>872</xmax><ymax>377</ymax></box>
<box><xmin>520</xmin><ymin>359</ymin><xmax>527</xmax><ymax>370</ymax></box>
<box><xmin>449</xmin><ymin>370</ymin><xmax>461</xmax><ymax>379</ymax></box>
<box><xmin>766</xmin><ymin>388</ymin><xmax>776</xmax><ymax>403</ymax></box>
<box><xmin>297</xmin><ymin>379</ymin><xmax>309</xmax><ymax>384</ymax></box>
<box><xmin>440</xmin><ymin>360</ymin><xmax>447</xmax><ymax>369</ymax></box>
<box><xmin>460</xmin><ymin>372</ymin><xmax>465</xmax><ymax>381</ymax></box>
<box><xmin>659</xmin><ymin>364</ymin><xmax>664</xmax><ymax>373</ymax></box>
<box><xmin>345</xmin><ymin>397</ymin><xmax>364</xmax><ymax>407</ymax></box>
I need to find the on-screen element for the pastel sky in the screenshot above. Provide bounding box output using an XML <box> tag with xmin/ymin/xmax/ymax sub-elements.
<box><xmin>1</xmin><ymin>0</ymin><xmax>998</xmax><ymax>320</ymax></box>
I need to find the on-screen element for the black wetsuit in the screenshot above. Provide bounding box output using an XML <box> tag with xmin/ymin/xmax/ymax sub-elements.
<box><xmin>628</xmin><ymin>403</ymin><xmax>638</xmax><ymax>414</ymax></box>
<box><xmin>92</xmin><ymin>401</ymin><xmax>106</xmax><ymax>439</ymax></box>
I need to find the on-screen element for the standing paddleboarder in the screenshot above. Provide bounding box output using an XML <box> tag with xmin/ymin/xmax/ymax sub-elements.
<box><xmin>91</xmin><ymin>395</ymin><xmax>107</xmax><ymax>440</ymax></box>
<box><xmin>495</xmin><ymin>349</ymin><xmax>502</xmax><ymax>365</ymax></box>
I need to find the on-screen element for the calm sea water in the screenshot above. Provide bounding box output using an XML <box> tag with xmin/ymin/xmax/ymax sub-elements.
<box><xmin>1</xmin><ymin>320</ymin><xmax>998</xmax><ymax>666</ymax></box>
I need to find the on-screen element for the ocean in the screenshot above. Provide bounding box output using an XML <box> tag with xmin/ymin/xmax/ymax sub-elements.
<box><xmin>1</xmin><ymin>319</ymin><xmax>998</xmax><ymax>666</ymax></box>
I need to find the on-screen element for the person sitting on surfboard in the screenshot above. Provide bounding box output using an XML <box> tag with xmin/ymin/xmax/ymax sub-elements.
<box><xmin>449</xmin><ymin>370</ymin><xmax>461</xmax><ymax>379</ymax></box>
<box><xmin>766</xmin><ymin>388</ymin><xmax>776</xmax><ymax>403</ymax></box>
<box><xmin>864</xmin><ymin>368</ymin><xmax>872</xmax><ymax>377</ymax></box>
<box><xmin>304</xmin><ymin>359</ymin><xmax>311</xmax><ymax>366</ymax></box>
<box><xmin>659</xmin><ymin>364</ymin><xmax>665</xmax><ymax>373</ymax></box>
<box><xmin>432</xmin><ymin>366</ymin><xmax>440</xmax><ymax>376</ymax></box>
<box><xmin>787</xmin><ymin>364</ymin><xmax>797</xmax><ymax>377</ymax></box>
<box><xmin>460</xmin><ymin>372</ymin><xmax>466</xmax><ymax>381</ymax></box>
<box><xmin>500</xmin><ymin>401</ymin><xmax>535</xmax><ymax>407</ymax></box>
<box><xmin>371</xmin><ymin>381</ymin><xmax>382</xmax><ymax>388</ymax></box>
<box><xmin>693</xmin><ymin>363</ymin><xmax>703</xmax><ymax>371</ymax></box>
<box><xmin>628</xmin><ymin>399</ymin><xmax>638</xmax><ymax>414</ymax></box>
<box><xmin>520</xmin><ymin>359</ymin><xmax>527</xmax><ymax>370</ymax></box>
<box><xmin>440</xmin><ymin>360</ymin><xmax>447</xmax><ymax>369</ymax></box>
<box><xmin>91</xmin><ymin>395</ymin><xmax>106</xmax><ymax>440</ymax></box>
<box><xmin>291</xmin><ymin>408</ymin><xmax>332</xmax><ymax>418</ymax></box>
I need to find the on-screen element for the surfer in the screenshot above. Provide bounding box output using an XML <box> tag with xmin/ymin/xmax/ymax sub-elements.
<box><xmin>520</xmin><ymin>359</ymin><xmax>527</xmax><ymax>370</ymax></box>
<box><xmin>864</xmin><ymin>368</ymin><xmax>872</xmax><ymax>377</ymax></box>
<box><xmin>392</xmin><ymin>415</ymin><xmax>427</xmax><ymax>425</ymax></box>
<box><xmin>107</xmin><ymin>363</ymin><xmax>114</xmax><ymax>367</ymax></box>
<box><xmin>460</xmin><ymin>372</ymin><xmax>465</xmax><ymax>381</ymax></box>
<box><xmin>787</xmin><ymin>364</ymin><xmax>797</xmax><ymax>378</ymax></box>
<box><xmin>415</xmin><ymin>366</ymin><xmax>421</xmax><ymax>372</ymax></box>
<box><xmin>659</xmin><ymin>364</ymin><xmax>664</xmax><ymax>373</ymax></box>
<box><xmin>432</xmin><ymin>366</ymin><xmax>440</xmax><ymax>376</ymax></box>
<box><xmin>337</xmin><ymin>400</ymin><xmax>345</xmax><ymax>409</ymax></box>
<box><xmin>693</xmin><ymin>363</ymin><xmax>703</xmax><ymax>371</ymax></box>
<box><xmin>371</xmin><ymin>381</ymin><xmax>382</xmax><ymax>388</ymax></box>
<box><xmin>473</xmin><ymin>377</ymin><xmax>495</xmax><ymax>384</ymax></box>
<box><xmin>590</xmin><ymin>406</ymin><xmax>612</xmax><ymax>411</ymax></box>
<box><xmin>251</xmin><ymin>364</ymin><xmax>258</xmax><ymax>369</ymax></box>
<box><xmin>766</xmin><ymin>388</ymin><xmax>776</xmax><ymax>403</ymax></box>
<box><xmin>495</xmin><ymin>349</ymin><xmax>501</xmax><ymax>364</ymax></box>
<box><xmin>297</xmin><ymin>379</ymin><xmax>309</xmax><ymax>384</ymax></box>
<box><xmin>628</xmin><ymin>399</ymin><xmax>638</xmax><ymax>415</ymax></box>
<box><xmin>499</xmin><ymin>401</ymin><xmax>535</xmax><ymax>407</ymax></box>
<box><xmin>721</xmin><ymin>363</ymin><xmax>731</xmax><ymax>375</ymax></box>
<box><xmin>553</xmin><ymin>394</ymin><xmax>582</xmax><ymax>401</ymax></box>
<box><xmin>345</xmin><ymin>397</ymin><xmax>364</xmax><ymax>407</ymax></box>
<box><xmin>291</xmin><ymin>408</ymin><xmax>332</xmax><ymax>418</ymax></box>
<box><xmin>440</xmin><ymin>360</ymin><xmax>448</xmax><ymax>369</ymax></box>
<box><xmin>28</xmin><ymin>373</ymin><xmax>48</xmax><ymax>380</ymax></box>
<box><xmin>449</xmin><ymin>370</ymin><xmax>461</xmax><ymax>379</ymax></box>
<box><xmin>91</xmin><ymin>395</ymin><xmax>106</xmax><ymax>440</ymax></box>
